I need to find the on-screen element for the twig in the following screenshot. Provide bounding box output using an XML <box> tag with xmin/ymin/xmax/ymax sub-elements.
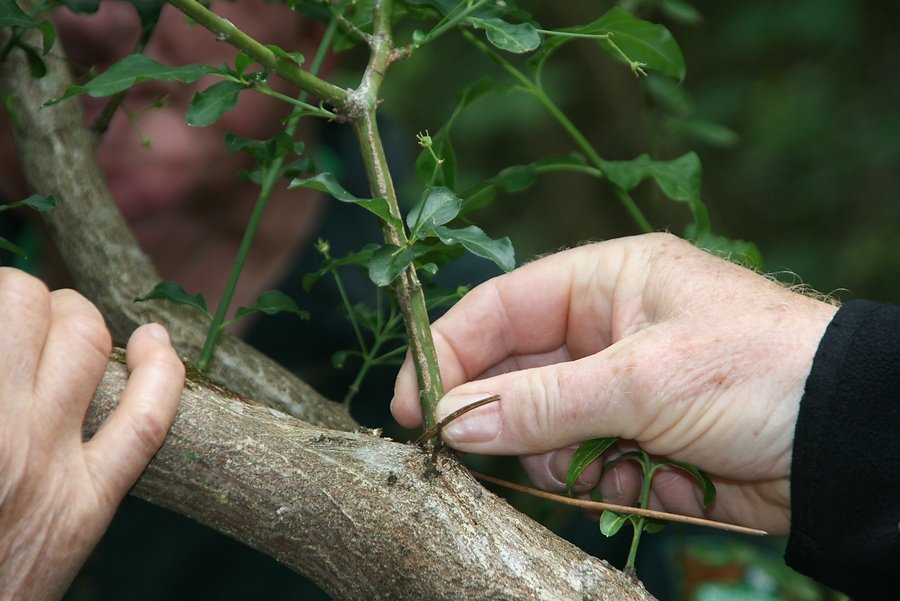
<box><xmin>472</xmin><ymin>471</ymin><xmax>767</xmax><ymax>536</ymax></box>
<box><xmin>413</xmin><ymin>394</ymin><xmax>500</xmax><ymax>446</ymax></box>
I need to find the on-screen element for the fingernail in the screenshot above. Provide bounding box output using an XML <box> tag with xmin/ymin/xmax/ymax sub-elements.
<box><xmin>145</xmin><ymin>323</ymin><xmax>170</xmax><ymax>343</ymax></box>
<box><xmin>437</xmin><ymin>393</ymin><xmax>501</xmax><ymax>444</ymax></box>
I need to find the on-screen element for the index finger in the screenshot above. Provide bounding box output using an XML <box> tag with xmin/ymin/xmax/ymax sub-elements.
<box><xmin>392</xmin><ymin>238</ymin><xmax>638</xmax><ymax>428</ymax></box>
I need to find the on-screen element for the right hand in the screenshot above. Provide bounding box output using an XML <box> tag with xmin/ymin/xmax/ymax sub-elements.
<box><xmin>392</xmin><ymin>233</ymin><xmax>838</xmax><ymax>534</ymax></box>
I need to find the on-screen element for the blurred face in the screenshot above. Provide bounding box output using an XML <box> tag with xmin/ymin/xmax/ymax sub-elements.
<box><xmin>3</xmin><ymin>0</ymin><xmax>318</xmax><ymax>222</ymax></box>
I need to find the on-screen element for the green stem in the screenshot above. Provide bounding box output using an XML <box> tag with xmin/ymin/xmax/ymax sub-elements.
<box><xmin>349</xmin><ymin>0</ymin><xmax>444</xmax><ymax>429</ymax></box>
<box><xmin>251</xmin><ymin>83</ymin><xmax>336</xmax><ymax>119</ymax></box>
<box><xmin>166</xmin><ymin>0</ymin><xmax>348</xmax><ymax>110</ymax></box>
<box><xmin>417</xmin><ymin>0</ymin><xmax>491</xmax><ymax>48</ymax></box>
<box><xmin>463</xmin><ymin>30</ymin><xmax>653</xmax><ymax>234</ymax></box>
<box><xmin>625</xmin><ymin>452</ymin><xmax>655</xmax><ymax>571</ymax></box>
<box><xmin>195</xmin><ymin>18</ymin><xmax>339</xmax><ymax>372</ymax></box>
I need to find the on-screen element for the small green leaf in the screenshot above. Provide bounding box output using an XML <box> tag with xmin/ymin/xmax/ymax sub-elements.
<box><xmin>186</xmin><ymin>81</ymin><xmax>243</xmax><ymax>127</ymax></box>
<box><xmin>433</xmin><ymin>225</ymin><xmax>515</xmax><ymax>272</ymax></box>
<box><xmin>134</xmin><ymin>281</ymin><xmax>210</xmax><ymax>317</ymax></box>
<box><xmin>0</xmin><ymin>0</ymin><xmax>34</xmax><ymax>27</ymax></box>
<box><xmin>1</xmin><ymin>194</ymin><xmax>56</xmax><ymax>213</ymax></box>
<box><xmin>469</xmin><ymin>18</ymin><xmax>541</xmax><ymax>54</ymax></box>
<box><xmin>289</xmin><ymin>173</ymin><xmax>400</xmax><ymax>228</ymax></box>
<box><xmin>665</xmin><ymin>460</ymin><xmax>717</xmax><ymax>507</ymax></box>
<box><xmin>332</xmin><ymin>349</ymin><xmax>359</xmax><ymax>369</ymax></box>
<box><xmin>368</xmin><ymin>245</ymin><xmax>415</xmax><ymax>287</ymax></box>
<box><xmin>407</xmin><ymin>186</ymin><xmax>461</xmax><ymax>234</ymax></box>
<box><xmin>84</xmin><ymin>54</ymin><xmax>219</xmax><ymax>97</ymax></box>
<box><xmin>595</xmin><ymin>8</ymin><xmax>685</xmax><ymax>80</ymax></box>
<box><xmin>491</xmin><ymin>164</ymin><xmax>537</xmax><ymax>193</ymax></box>
<box><xmin>660</xmin><ymin>0</ymin><xmax>702</xmax><ymax>25</ymax></box>
<box><xmin>21</xmin><ymin>194</ymin><xmax>56</xmax><ymax>212</ymax></box>
<box><xmin>689</xmin><ymin>232</ymin><xmax>762</xmax><ymax>269</ymax></box>
<box><xmin>22</xmin><ymin>44</ymin><xmax>47</xmax><ymax>78</ymax></box>
<box><xmin>600</xmin><ymin>152</ymin><xmax>708</xmax><ymax>238</ymax></box>
<box><xmin>566</xmin><ymin>437</ymin><xmax>618</xmax><ymax>495</ymax></box>
<box><xmin>599</xmin><ymin>510</ymin><xmax>628</xmax><ymax>537</ymax></box>
<box><xmin>0</xmin><ymin>236</ymin><xmax>26</xmax><ymax>257</ymax></box>
<box><xmin>302</xmin><ymin>244</ymin><xmax>378</xmax><ymax>292</ymax></box>
<box><xmin>642</xmin><ymin>519</ymin><xmax>667</xmax><ymax>534</ymax></box>
<box><xmin>62</xmin><ymin>0</ymin><xmax>100</xmax><ymax>15</ymax></box>
<box><xmin>601</xmin><ymin>450</ymin><xmax>648</xmax><ymax>474</ymax></box>
<box><xmin>37</xmin><ymin>20</ymin><xmax>56</xmax><ymax>54</ymax></box>
<box><xmin>232</xmin><ymin>289</ymin><xmax>309</xmax><ymax>321</ymax></box>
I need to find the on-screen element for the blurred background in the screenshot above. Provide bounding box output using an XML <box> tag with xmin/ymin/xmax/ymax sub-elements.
<box><xmin>373</xmin><ymin>0</ymin><xmax>900</xmax><ymax>304</ymax></box>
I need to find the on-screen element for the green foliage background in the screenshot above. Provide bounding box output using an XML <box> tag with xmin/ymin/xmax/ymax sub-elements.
<box><xmin>371</xmin><ymin>0</ymin><xmax>899</xmax><ymax>302</ymax></box>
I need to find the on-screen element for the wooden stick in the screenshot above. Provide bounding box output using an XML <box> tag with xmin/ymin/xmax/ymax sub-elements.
<box><xmin>471</xmin><ymin>471</ymin><xmax>767</xmax><ymax>536</ymax></box>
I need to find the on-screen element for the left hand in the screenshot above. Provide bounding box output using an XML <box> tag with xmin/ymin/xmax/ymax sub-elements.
<box><xmin>0</xmin><ymin>268</ymin><xmax>185</xmax><ymax>601</ymax></box>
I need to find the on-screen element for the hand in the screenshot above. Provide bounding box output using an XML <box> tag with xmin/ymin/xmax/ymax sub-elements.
<box><xmin>392</xmin><ymin>233</ymin><xmax>837</xmax><ymax>534</ymax></box>
<box><xmin>0</xmin><ymin>268</ymin><xmax>185</xmax><ymax>600</ymax></box>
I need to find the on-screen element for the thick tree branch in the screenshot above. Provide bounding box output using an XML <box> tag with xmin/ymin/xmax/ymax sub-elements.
<box><xmin>88</xmin><ymin>358</ymin><xmax>654</xmax><ymax>601</ymax></box>
<box><xmin>0</xmin><ymin>30</ymin><xmax>355</xmax><ymax>431</ymax></box>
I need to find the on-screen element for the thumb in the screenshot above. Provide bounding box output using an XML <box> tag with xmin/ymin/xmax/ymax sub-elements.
<box><xmin>434</xmin><ymin>342</ymin><xmax>649</xmax><ymax>455</ymax></box>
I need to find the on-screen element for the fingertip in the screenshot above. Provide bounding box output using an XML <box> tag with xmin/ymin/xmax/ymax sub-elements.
<box><xmin>390</xmin><ymin>355</ymin><xmax>424</xmax><ymax>428</ymax></box>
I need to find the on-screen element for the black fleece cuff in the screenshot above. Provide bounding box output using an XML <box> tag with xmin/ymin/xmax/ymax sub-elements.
<box><xmin>786</xmin><ymin>300</ymin><xmax>900</xmax><ymax>599</ymax></box>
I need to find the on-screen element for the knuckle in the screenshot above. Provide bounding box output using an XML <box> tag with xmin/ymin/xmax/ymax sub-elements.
<box><xmin>126</xmin><ymin>404</ymin><xmax>171</xmax><ymax>455</ymax></box>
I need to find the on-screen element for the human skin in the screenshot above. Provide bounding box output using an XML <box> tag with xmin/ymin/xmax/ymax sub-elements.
<box><xmin>391</xmin><ymin>233</ymin><xmax>838</xmax><ymax>535</ymax></box>
<box><xmin>0</xmin><ymin>267</ymin><xmax>185</xmax><ymax>601</ymax></box>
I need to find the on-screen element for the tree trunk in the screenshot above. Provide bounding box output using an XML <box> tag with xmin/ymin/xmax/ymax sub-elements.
<box><xmin>1</xmin><ymin>30</ymin><xmax>657</xmax><ymax>600</ymax></box>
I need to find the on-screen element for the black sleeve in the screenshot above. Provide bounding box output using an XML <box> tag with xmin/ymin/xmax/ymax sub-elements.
<box><xmin>785</xmin><ymin>300</ymin><xmax>900</xmax><ymax>599</ymax></box>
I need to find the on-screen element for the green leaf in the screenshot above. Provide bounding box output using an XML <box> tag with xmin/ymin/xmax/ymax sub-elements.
<box><xmin>232</xmin><ymin>290</ymin><xmax>309</xmax><ymax>321</ymax></box>
<box><xmin>433</xmin><ymin>225</ymin><xmax>515</xmax><ymax>272</ymax></box>
<box><xmin>469</xmin><ymin>18</ymin><xmax>541</xmax><ymax>54</ymax></box>
<box><xmin>491</xmin><ymin>164</ymin><xmax>537</xmax><ymax>193</ymax></box>
<box><xmin>540</xmin><ymin>8</ymin><xmax>685</xmax><ymax>80</ymax></box>
<box><xmin>601</xmin><ymin>450</ymin><xmax>648</xmax><ymax>474</ymax></box>
<box><xmin>289</xmin><ymin>173</ymin><xmax>400</xmax><ymax>228</ymax></box>
<box><xmin>84</xmin><ymin>54</ymin><xmax>219</xmax><ymax>97</ymax></box>
<box><xmin>187</xmin><ymin>81</ymin><xmax>243</xmax><ymax>127</ymax></box>
<box><xmin>225</xmin><ymin>132</ymin><xmax>294</xmax><ymax>165</ymax></box>
<box><xmin>599</xmin><ymin>510</ymin><xmax>628</xmax><ymax>537</ymax></box>
<box><xmin>302</xmin><ymin>244</ymin><xmax>378</xmax><ymax>292</ymax></box>
<box><xmin>407</xmin><ymin>186</ymin><xmax>461</xmax><ymax>234</ymax></box>
<box><xmin>22</xmin><ymin>43</ymin><xmax>46</xmax><ymax>78</ymax></box>
<box><xmin>368</xmin><ymin>245</ymin><xmax>415</xmax><ymax>287</ymax></box>
<box><xmin>0</xmin><ymin>0</ymin><xmax>34</xmax><ymax>27</ymax></box>
<box><xmin>596</xmin><ymin>8</ymin><xmax>685</xmax><ymax>80</ymax></box>
<box><xmin>21</xmin><ymin>194</ymin><xmax>56</xmax><ymax>212</ymax></box>
<box><xmin>62</xmin><ymin>0</ymin><xmax>100</xmax><ymax>15</ymax></box>
<box><xmin>689</xmin><ymin>232</ymin><xmax>763</xmax><ymax>269</ymax></box>
<box><xmin>566</xmin><ymin>437</ymin><xmax>618</xmax><ymax>495</ymax></box>
<box><xmin>642</xmin><ymin>518</ymin><xmax>667</xmax><ymax>534</ymax></box>
<box><xmin>665</xmin><ymin>460</ymin><xmax>717</xmax><ymax>507</ymax></box>
<box><xmin>37</xmin><ymin>20</ymin><xmax>56</xmax><ymax>54</ymax></box>
<box><xmin>660</xmin><ymin>0</ymin><xmax>702</xmax><ymax>25</ymax></box>
<box><xmin>1</xmin><ymin>194</ymin><xmax>56</xmax><ymax>213</ymax></box>
<box><xmin>0</xmin><ymin>236</ymin><xmax>26</xmax><ymax>257</ymax></box>
<box><xmin>134</xmin><ymin>281</ymin><xmax>210</xmax><ymax>318</ymax></box>
<box><xmin>600</xmin><ymin>152</ymin><xmax>708</xmax><ymax>238</ymax></box>
<box><xmin>127</xmin><ymin>0</ymin><xmax>166</xmax><ymax>36</ymax></box>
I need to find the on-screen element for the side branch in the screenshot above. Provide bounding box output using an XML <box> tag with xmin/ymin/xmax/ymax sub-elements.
<box><xmin>166</xmin><ymin>0</ymin><xmax>349</xmax><ymax>109</ymax></box>
<box><xmin>88</xmin><ymin>358</ymin><xmax>656</xmax><ymax>601</ymax></box>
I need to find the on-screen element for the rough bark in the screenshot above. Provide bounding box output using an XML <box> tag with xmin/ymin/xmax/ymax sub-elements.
<box><xmin>0</xmin><ymin>30</ymin><xmax>355</xmax><ymax>431</ymax></box>
<box><xmin>89</xmin><ymin>357</ymin><xmax>653</xmax><ymax>601</ymax></box>
<box><xmin>1</xmin><ymin>29</ymin><xmax>658</xmax><ymax>600</ymax></box>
